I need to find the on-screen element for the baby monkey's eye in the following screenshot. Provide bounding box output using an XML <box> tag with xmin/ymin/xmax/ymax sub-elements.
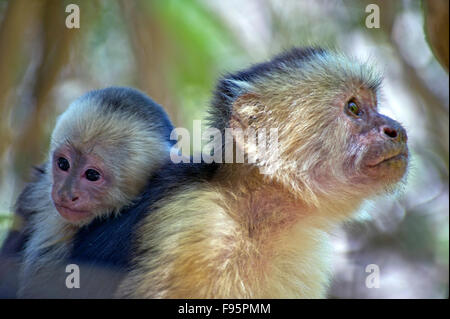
<box><xmin>85</xmin><ymin>169</ymin><xmax>101</xmax><ymax>182</ymax></box>
<box><xmin>57</xmin><ymin>157</ymin><xmax>70</xmax><ymax>171</ymax></box>
<box><xmin>346</xmin><ymin>99</ymin><xmax>362</xmax><ymax>117</ymax></box>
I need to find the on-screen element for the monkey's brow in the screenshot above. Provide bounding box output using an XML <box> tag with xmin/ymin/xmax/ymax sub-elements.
<box><xmin>353</xmin><ymin>83</ymin><xmax>378</xmax><ymax>102</ymax></box>
<box><xmin>51</xmin><ymin>137</ymin><xmax>78</xmax><ymax>155</ymax></box>
<box><xmin>61</xmin><ymin>137</ymin><xmax>76</xmax><ymax>149</ymax></box>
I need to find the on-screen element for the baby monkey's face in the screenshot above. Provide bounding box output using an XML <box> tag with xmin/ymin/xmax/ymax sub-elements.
<box><xmin>50</xmin><ymin>144</ymin><xmax>113</xmax><ymax>225</ymax></box>
<box><xmin>340</xmin><ymin>87</ymin><xmax>408</xmax><ymax>190</ymax></box>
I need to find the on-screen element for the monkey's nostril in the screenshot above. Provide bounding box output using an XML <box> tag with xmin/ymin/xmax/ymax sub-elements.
<box><xmin>383</xmin><ymin>127</ymin><xmax>398</xmax><ymax>139</ymax></box>
<box><xmin>72</xmin><ymin>196</ymin><xmax>79</xmax><ymax>202</ymax></box>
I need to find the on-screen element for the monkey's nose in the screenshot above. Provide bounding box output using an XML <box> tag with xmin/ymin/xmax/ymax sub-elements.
<box><xmin>383</xmin><ymin>127</ymin><xmax>397</xmax><ymax>139</ymax></box>
<box><xmin>380</xmin><ymin>124</ymin><xmax>407</xmax><ymax>143</ymax></box>
<box><xmin>58</xmin><ymin>189</ymin><xmax>79</xmax><ymax>203</ymax></box>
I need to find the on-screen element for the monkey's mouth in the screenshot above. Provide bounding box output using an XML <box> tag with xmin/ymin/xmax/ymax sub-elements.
<box><xmin>54</xmin><ymin>204</ymin><xmax>91</xmax><ymax>223</ymax></box>
<box><xmin>366</xmin><ymin>151</ymin><xmax>408</xmax><ymax>168</ymax></box>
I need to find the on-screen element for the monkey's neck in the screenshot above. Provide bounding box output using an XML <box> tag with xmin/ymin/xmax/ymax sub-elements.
<box><xmin>214</xmin><ymin>164</ymin><xmax>304</xmax><ymax>234</ymax></box>
<box><xmin>214</xmin><ymin>163</ymin><xmax>358</xmax><ymax>235</ymax></box>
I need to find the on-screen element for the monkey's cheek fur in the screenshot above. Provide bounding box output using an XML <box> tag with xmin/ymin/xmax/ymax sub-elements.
<box><xmin>54</xmin><ymin>204</ymin><xmax>93</xmax><ymax>223</ymax></box>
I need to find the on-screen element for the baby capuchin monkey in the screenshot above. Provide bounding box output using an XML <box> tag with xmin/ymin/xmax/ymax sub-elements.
<box><xmin>14</xmin><ymin>87</ymin><xmax>174</xmax><ymax>297</ymax></box>
<box><xmin>118</xmin><ymin>48</ymin><xmax>409</xmax><ymax>298</ymax></box>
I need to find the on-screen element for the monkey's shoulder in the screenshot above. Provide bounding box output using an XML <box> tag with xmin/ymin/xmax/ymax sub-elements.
<box><xmin>1</xmin><ymin>165</ymin><xmax>49</xmax><ymax>257</ymax></box>
<box><xmin>15</xmin><ymin>165</ymin><xmax>47</xmax><ymax>215</ymax></box>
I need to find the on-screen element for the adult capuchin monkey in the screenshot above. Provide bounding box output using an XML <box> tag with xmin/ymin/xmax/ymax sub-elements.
<box><xmin>0</xmin><ymin>87</ymin><xmax>175</xmax><ymax>298</ymax></box>
<box><xmin>116</xmin><ymin>47</ymin><xmax>409</xmax><ymax>298</ymax></box>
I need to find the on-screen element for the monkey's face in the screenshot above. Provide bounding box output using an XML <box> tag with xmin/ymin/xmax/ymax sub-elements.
<box><xmin>50</xmin><ymin>145</ymin><xmax>114</xmax><ymax>225</ymax></box>
<box><xmin>341</xmin><ymin>88</ymin><xmax>408</xmax><ymax>189</ymax></box>
<box><xmin>47</xmin><ymin>91</ymin><xmax>173</xmax><ymax>225</ymax></box>
<box><xmin>255</xmin><ymin>85</ymin><xmax>408</xmax><ymax>202</ymax></box>
<box><xmin>290</xmin><ymin>86</ymin><xmax>409</xmax><ymax>199</ymax></box>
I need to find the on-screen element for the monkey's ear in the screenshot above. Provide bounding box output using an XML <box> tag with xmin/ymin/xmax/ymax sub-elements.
<box><xmin>229</xmin><ymin>93</ymin><xmax>261</xmax><ymax>130</ymax></box>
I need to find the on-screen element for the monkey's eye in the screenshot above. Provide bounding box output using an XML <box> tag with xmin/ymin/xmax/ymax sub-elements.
<box><xmin>57</xmin><ymin>157</ymin><xmax>70</xmax><ymax>171</ymax></box>
<box><xmin>346</xmin><ymin>100</ymin><xmax>361</xmax><ymax>116</ymax></box>
<box><xmin>85</xmin><ymin>169</ymin><xmax>101</xmax><ymax>182</ymax></box>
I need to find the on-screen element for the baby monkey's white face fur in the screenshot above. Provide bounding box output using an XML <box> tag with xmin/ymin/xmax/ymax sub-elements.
<box><xmin>47</xmin><ymin>87</ymin><xmax>173</xmax><ymax>225</ymax></box>
<box><xmin>220</xmin><ymin>48</ymin><xmax>409</xmax><ymax>207</ymax></box>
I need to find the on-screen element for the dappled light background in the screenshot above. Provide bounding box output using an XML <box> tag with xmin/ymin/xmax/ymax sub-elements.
<box><xmin>0</xmin><ymin>0</ymin><xmax>448</xmax><ymax>298</ymax></box>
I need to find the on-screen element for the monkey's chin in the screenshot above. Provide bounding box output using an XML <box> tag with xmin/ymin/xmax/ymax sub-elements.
<box><xmin>363</xmin><ymin>152</ymin><xmax>408</xmax><ymax>182</ymax></box>
<box><xmin>54</xmin><ymin>204</ymin><xmax>93</xmax><ymax>224</ymax></box>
